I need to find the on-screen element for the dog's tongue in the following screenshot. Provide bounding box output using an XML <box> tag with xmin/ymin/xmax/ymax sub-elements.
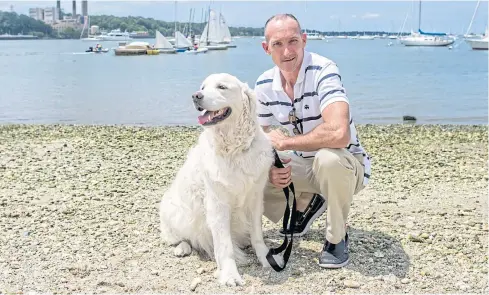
<box><xmin>198</xmin><ymin>110</ymin><xmax>211</xmax><ymax>125</ymax></box>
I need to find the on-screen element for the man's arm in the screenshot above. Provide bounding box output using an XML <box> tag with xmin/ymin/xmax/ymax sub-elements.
<box><xmin>279</xmin><ymin>101</ymin><xmax>350</xmax><ymax>151</ymax></box>
<box><xmin>278</xmin><ymin>63</ymin><xmax>351</xmax><ymax>151</ymax></box>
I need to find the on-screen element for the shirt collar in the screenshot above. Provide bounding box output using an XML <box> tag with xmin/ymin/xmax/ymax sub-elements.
<box><xmin>271</xmin><ymin>50</ymin><xmax>311</xmax><ymax>92</ymax></box>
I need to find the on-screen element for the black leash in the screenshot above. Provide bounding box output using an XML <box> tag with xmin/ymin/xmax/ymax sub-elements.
<box><xmin>266</xmin><ymin>149</ymin><xmax>298</xmax><ymax>272</ymax></box>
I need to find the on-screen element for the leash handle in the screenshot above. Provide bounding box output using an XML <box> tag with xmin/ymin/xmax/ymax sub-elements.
<box><xmin>266</xmin><ymin>150</ymin><xmax>298</xmax><ymax>272</ymax></box>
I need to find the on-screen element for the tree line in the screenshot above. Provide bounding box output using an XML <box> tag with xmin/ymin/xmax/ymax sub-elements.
<box><xmin>1</xmin><ymin>11</ymin><xmax>402</xmax><ymax>39</ymax></box>
<box><xmin>87</xmin><ymin>15</ymin><xmax>264</xmax><ymax>37</ymax></box>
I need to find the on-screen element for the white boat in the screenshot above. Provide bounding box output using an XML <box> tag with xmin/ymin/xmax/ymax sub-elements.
<box><xmin>113</xmin><ymin>41</ymin><xmax>160</xmax><ymax>56</ymax></box>
<box><xmin>305</xmin><ymin>31</ymin><xmax>324</xmax><ymax>40</ymax></box>
<box><xmin>155</xmin><ymin>30</ymin><xmax>176</xmax><ymax>54</ymax></box>
<box><xmin>400</xmin><ymin>1</ymin><xmax>454</xmax><ymax>47</ymax></box>
<box><xmin>185</xmin><ymin>47</ymin><xmax>209</xmax><ymax>54</ymax></box>
<box><xmin>98</xmin><ymin>29</ymin><xmax>132</xmax><ymax>41</ymax></box>
<box><xmin>218</xmin><ymin>13</ymin><xmax>234</xmax><ymax>47</ymax></box>
<box><xmin>81</xmin><ymin>37</ymin><xmax>102</xmax><ymax>41</ymax></box>
<box><xmin>174</xmin><ymin>30</ymin><xmax>193</xmax><ymax>51</ymax></box>
<box><xmin>401</xmin><ymin>31</ymin><xmax>455</xmax><ymax>46</ymax></box>
<box><xmin>80</xmin><ymin>16</ymin><xmax>102</xmax><ymax>41</ymax></box>
<box><xmin>464</xmin><ymin>1</ymin><xmax>488</xmax><ymax>50</ymax></box>
<box><xmin>358</xmin><ymin>34</ymin><xmax>375</xmax><ymax>40</ymax></box>
<box><xmin>199</xmin><ymin>9</ymin><xmax>229</xmax><ymax>50</ymax></box>
<box><xmin>466</xmin><ymin>27</ymin><xmax>489</xmax><ymax>50</ymax></box>
<box><xmin>466</xmin><ymin>37</ymin><xmax>489</xmax><ymax>50</ymax></box>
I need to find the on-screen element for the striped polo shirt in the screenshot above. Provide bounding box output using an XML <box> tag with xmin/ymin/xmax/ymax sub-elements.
<box><xmin>254</xmin><ymin>50</ymin><xmax>371</xmax><ymax>185</ymax></box>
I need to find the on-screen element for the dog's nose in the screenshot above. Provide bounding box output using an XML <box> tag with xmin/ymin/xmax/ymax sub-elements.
<box><xmin>192</xmin><ymin>92</ymin><xmax>203</xmax><ymax>100</ymax></box>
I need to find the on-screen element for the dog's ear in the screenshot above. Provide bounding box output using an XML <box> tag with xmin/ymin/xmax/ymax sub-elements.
<box><xmin>241</xmin><ymin>82</ymin><xmax>257</xmax><ymax>115</ymax></box>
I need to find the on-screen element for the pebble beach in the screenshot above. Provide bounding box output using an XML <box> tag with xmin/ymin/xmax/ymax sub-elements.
<box><xmin>0</xmin><ymin>123</ymin><xmax>487</xmax><ymax>294</ymax></box>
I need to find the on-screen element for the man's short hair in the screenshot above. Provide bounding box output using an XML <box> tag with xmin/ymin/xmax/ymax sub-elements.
<box><xmin>264</xmin><ymin>14</ymin><xmax>302</xmax><ymax>41</ymax></box>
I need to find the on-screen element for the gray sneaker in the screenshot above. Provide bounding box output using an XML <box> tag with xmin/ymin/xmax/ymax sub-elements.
<box><xmin>318</xmin><ymin>233</ymin><xmax>349</xmax><ymax>268</ymax></box>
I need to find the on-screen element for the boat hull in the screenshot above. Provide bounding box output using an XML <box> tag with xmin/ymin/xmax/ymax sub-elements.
<box><xmin>400</xmin><ymin>37</ymin><xmax>454</xmax><ymax>46</ymax></box>
<box><xmin>204</xmin><ymin>45</ymin><xmax>228</xmax><ymax>50</ymax></box>
<box><xmin>465</xmin><ymin>39</ymin><xmax>489</xmax><ymax>50</ymax></box>
<box><xmin>185</xmin><ymin>48</ymin><xmax>209</xmax><ymax>54</ymax></box>
<box><xmin>114</xmin><ymin>48</ymin><xmax>160</xmax><ymax>56</ymax></box>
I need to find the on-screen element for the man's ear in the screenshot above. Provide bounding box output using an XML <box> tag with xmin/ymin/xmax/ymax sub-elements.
<box><xmin>262</xmin><ymin>41</ymin><xmax>270</xmax><ymax>55</ymax></box>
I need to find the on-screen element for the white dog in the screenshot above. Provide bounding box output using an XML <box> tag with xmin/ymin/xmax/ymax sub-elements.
<box><xmin>159</xmin><ymin>73</ymin><xmax>282</xmax><ymax>286</ymax></box>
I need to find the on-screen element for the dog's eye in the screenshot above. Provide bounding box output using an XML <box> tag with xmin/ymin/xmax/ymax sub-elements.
<box><xmin>217</xmin><ymin>84</ymin><xmax>227</xmax><ymax>90</ymax></box>
<box><xmin>201</xmin><ymin>86</ymin><xmax>205</xmax><ymax>90</ymax></box>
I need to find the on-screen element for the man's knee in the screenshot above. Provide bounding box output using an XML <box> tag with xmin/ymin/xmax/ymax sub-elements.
<box><xmin>313</xmin><ymin>148</ymin><xmax>355</xmax><ymax>177</ymax></box>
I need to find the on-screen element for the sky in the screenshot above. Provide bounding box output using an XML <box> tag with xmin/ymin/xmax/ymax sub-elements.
<box><xmin>1</xmin><ymin>0</ymin><xmax>488</xmax><ymax>34</ymax></box>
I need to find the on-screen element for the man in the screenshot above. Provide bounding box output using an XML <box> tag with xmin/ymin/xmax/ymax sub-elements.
<box><xmin>255</xmin><ymin>14</ymin><xmax>371</xmax><ymax>268</ymax></box>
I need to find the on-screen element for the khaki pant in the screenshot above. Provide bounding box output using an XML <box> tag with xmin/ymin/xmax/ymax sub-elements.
<box><xmin>263</xmin><ymin>148</ymin><xmax>365</xmax><ymax>244</ymax></box>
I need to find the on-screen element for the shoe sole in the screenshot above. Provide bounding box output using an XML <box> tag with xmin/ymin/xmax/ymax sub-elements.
<box><xmin>318</xmin><ymin>258</ymin><xmax>350</xmax><ymax>269</ymax></box>
<box><xmin>279</xmin><ymin>199</ymin><xmax>327</xmax><ymax>237</ymax></box>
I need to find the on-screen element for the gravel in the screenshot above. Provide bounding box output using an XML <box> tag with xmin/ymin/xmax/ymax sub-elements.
<box><xmin>0</xmin><ymin>123</ymin><xmax>487</xmax><ymax>294</ymax></box>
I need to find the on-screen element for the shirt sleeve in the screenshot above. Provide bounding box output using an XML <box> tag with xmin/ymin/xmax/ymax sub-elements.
<box><xmin>255</xmin><ymin>89</ymin><xmax>274</xmax><ymax>126</ymax></box>
<box><xmin>316</xmin><ymin>63</ymin><xmax>349</xmax><ymax>113</ymax></box>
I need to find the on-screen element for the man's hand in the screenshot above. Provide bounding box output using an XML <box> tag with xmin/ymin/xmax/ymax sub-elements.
<box><xmin>266</xmin><ymin>129</ymin><xmax>289</xmax><ymax>151</ymax></box>
<box><xmin>269</xmin><ymin>158</ymin><xmax>292</xmax><ymax>188</ymax></box>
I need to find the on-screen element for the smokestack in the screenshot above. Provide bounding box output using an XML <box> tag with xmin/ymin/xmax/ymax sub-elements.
<box><xmin>82</xmin><ymin>0</ymin><xmax>88</xmax><ymax>17</ymax></box>
<box><xmin>56</xmin><ymin>0</ymin><xmax>61</xmax><ymax>20</ymax></box>
<box><xmin>72</xmin><ymin>0</ymin><xmax>76</xmax><ymax>16</ymax></box>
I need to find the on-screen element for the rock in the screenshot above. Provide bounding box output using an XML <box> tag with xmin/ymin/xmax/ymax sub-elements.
<box><xmin>408</xmin><ymin>232</ymin><xmax>424</xmax><ymax>242</ymax></box>
<box><xmin>420</xmin><ymin>270</ymin><xmax>429</xmax><ymax>276</ymax></box>
<box><xmin>292</xmin><ymin>269</ymin><xmax>301</xmax><ymax>276</ymax></box>
<box><xmin>458</xmin><ymin>283</ymin><xmax>470</xmax><ymax>291</ymax></box>
<box><xmin>245</xmin><ymin>285</ymin><xmax>256</xmax><ymax>293</ymax></box>
<box><xmin>190</xmin><ymin>278</ymin><xmax>201</xmax><ymax>291</ymax></box>
<box><xmin>374</xmin><ymin>251</ymin><xmax>385</xmax><ymax>258</ymax></box>
<box><xmin>343</xmin><ymin>280</ymin><xmax>361</xmax><ymax>288</ymax></box>
<box><xmin>405</xmin><ymin>221</ymin><xmax>415</xmax><ymax>229</ymax></box>
<box><xmin>383</xmin><ymin>274</ymin><xmax>397</xmax><ymax>283</ymax></box>
<box><xmin>401</xmin><ymin>278</ymin><xmax>410</xmax><ymax>284</ymax></box>
<box><xmin>196</xmin><ymin>267</ymin><xmax>205</xmax><ymax>274</ymax></box>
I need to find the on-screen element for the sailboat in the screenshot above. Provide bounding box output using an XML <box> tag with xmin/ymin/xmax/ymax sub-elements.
<box><xmin>174</xmin><ymin>30</ymin><xmax>193</xmax><ymax>52</ymax></box>
<box><xmin>464</xmin><ymin>1</ymin><xmax>488</xmax><ymax>50</ymax></box>
<box><xmin>218</xmin><ymin>12</ymin><xmax>237</xmax><ymax>48</ymax></box>
<box><xmin>400</xmin><ymin>0</ymin><xmax>454</xmax><ymax>46</ymax></box>
<box><xmin>466</xmin><ymin>27</ymin><xmax>489</xmax><ymax>50</ymax></box>
<box><xmin>80</xmin><ymin>16</ymin><xmax>101</xmax><ymax>41</ymax></box>
<box><xmin>155</xmin><ymin>30</ymin><xmax>176</xmax><ymax>54</ymax></box>
<box><xmin>304</xmin><ymin>29</ymin><xmax>324</xmax><ymax>40</ymax></box>
<box><xmin>199</xmin><ymin>9</ymin><xmax>229</xmax><ymax>50</ymax></box>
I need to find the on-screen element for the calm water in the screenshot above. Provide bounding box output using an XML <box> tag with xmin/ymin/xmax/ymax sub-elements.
<box><xmin>0</xmin><ymin>38</ymin><xmax>487</xmax><ymax>126</ymax></box>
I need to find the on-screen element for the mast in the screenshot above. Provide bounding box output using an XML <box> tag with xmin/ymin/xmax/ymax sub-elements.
<box><xmin>206</xmin><ymin>7</ymin><xmax>210</xmax><ymax>45</ymax></box>
<box><xmin>174</xmin><ymin>0</ymin><xmax>178</xmax><ymax>47</ymax></box>
<box><xmin>418</xmin><ymin>0</ymin><xmax>421</xmax><ymax>31</ymax></box>
<box><xmin>465</xmin><ymin>0</ymin><xmax>481</xmax><ymax>36</ymax></box>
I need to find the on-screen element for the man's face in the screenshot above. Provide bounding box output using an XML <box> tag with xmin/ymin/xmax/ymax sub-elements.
<box><xmin>262</xmin><ymin>18</ymin><xmax>307</xmax><ymax>74</ymax></box>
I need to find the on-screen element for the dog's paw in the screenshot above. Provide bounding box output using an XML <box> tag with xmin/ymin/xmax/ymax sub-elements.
<box><xmin>218</xmin><ymin>269</ymin><xmax>245</xmax><ymax>287</ymax></box>
<box><xmin>173</xmin><ymin>241</ymin><xmax>192</xmax><ymax>257</ymax></box>
<box><xmin>258</xmin><ymin>253</ymin><xmax>284</xmax><ymax>269</ymax></box>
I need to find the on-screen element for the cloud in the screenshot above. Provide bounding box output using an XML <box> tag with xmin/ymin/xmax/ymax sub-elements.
<box><xmin>361</xmin><ymin>12</ymin><xmax>380</xmax><ymax>19</ymax></box>
<box><xmin>329</xmin><ymin>15</ymin><xmax>339</xmax><ymax>20</ymax></box>
<box><xmin>351</xmin><ymin>14</ymin><xmax>357</xmax><ymax>18</ymax></box>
